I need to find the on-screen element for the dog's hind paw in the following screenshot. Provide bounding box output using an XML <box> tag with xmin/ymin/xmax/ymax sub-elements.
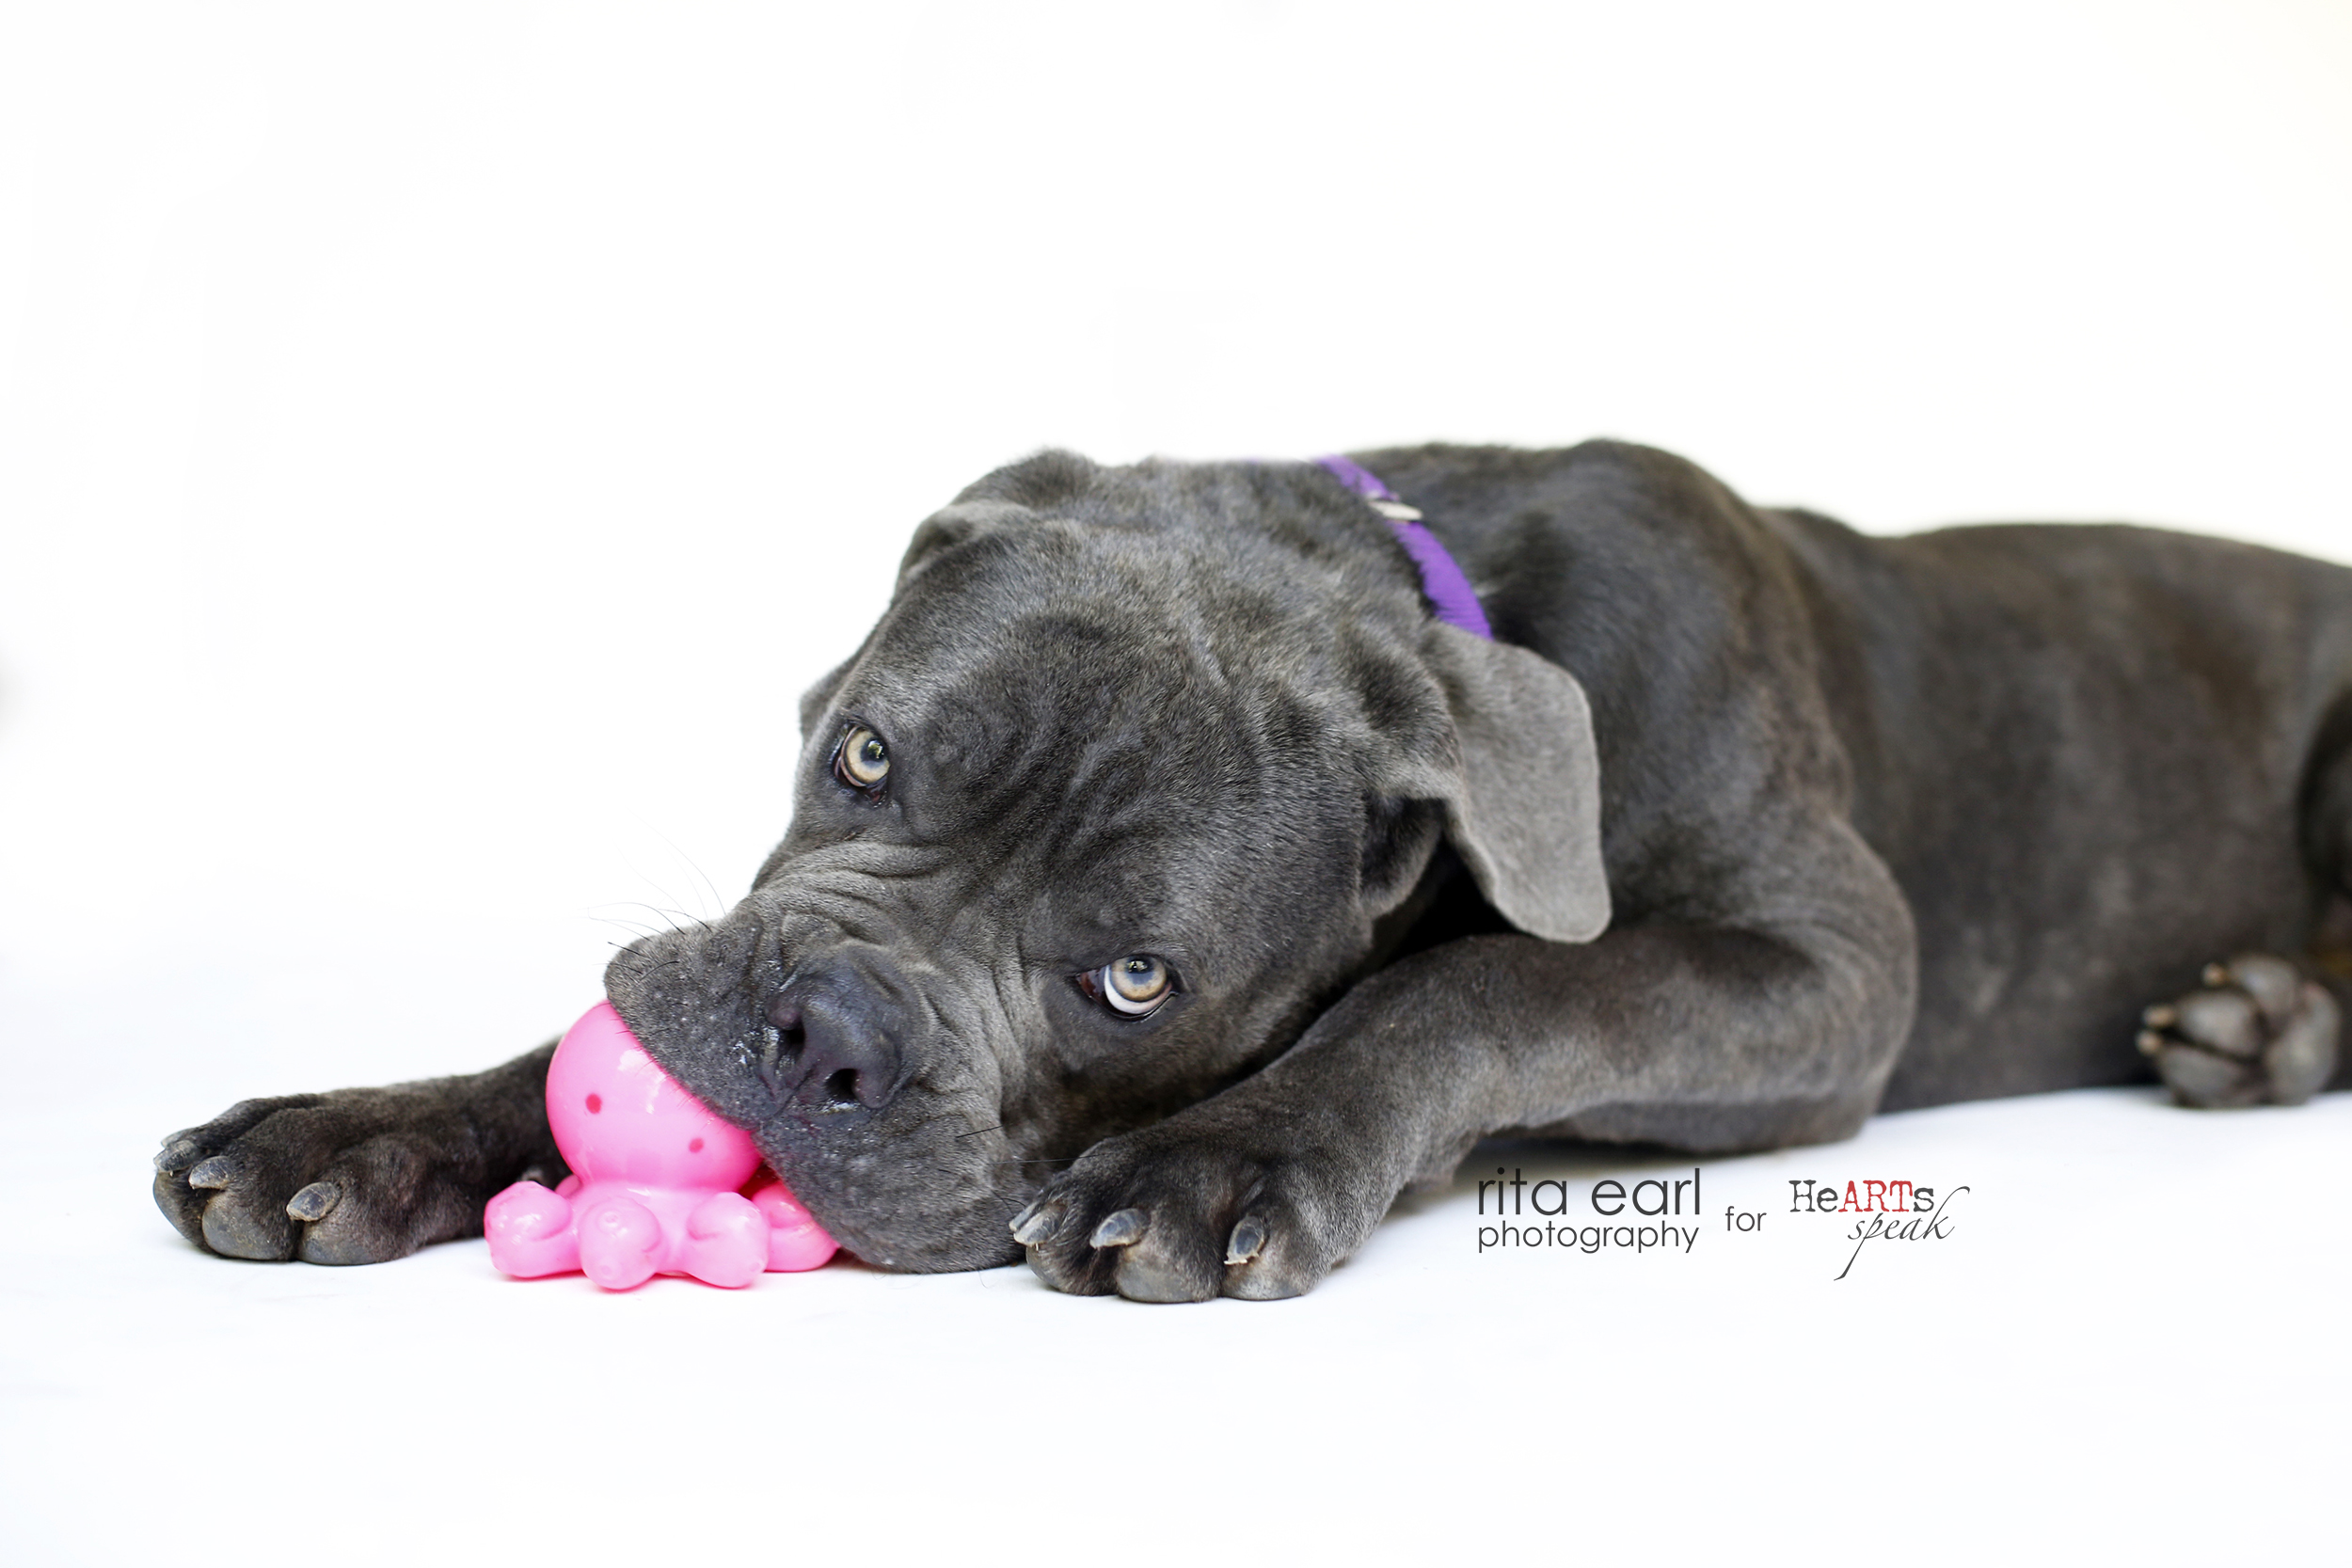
<box><xmin>2138</xmin><ymin>954</ymin><xmax>2339</xmax><ymax>1108</ymax></box>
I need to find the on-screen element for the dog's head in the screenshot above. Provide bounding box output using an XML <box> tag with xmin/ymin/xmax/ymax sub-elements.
<box><xmin>605</xmin><ymin>451</ymin><xmax>1606</xmax><ymax>1269</ymax></box>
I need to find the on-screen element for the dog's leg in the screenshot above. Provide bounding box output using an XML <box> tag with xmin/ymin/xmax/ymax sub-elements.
<box><xmin>1016</xmin><ymin>821</ymin><xmax>1916</xmax><ymax>1302</ymax></box>
<box><xmin>151</xmin><ymin>1043</ymin><xmax>563</xmax><ymax>1263</ymax></box>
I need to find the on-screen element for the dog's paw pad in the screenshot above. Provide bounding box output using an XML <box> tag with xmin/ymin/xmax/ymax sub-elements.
<box><xmin>2140</xmin><ymin>954</ymin><xmax>2340</xmax><ymax>1107</ymax></box>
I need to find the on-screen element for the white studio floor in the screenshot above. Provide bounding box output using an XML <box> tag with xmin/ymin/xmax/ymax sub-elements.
<box><xmin>5</xmin><ymin>1076</ymin><xmax>2344</xmax><ymax>1565</ymax></box>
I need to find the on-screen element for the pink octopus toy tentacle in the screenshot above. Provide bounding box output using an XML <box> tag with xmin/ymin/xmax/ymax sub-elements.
<box><xmin>483</xmin><ymin>1180</ymin><xmax>580</xmax><ymax>1278</ymax></box>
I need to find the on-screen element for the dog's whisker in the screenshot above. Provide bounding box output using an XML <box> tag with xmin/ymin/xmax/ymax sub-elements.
<box><xmin>588</xmin><ymin>914</ymin><xmax>667</xmax><ymax>942</ymax></box>
<box><xmin>612</xmin><ymin>900</ymin><xmax>693</xmax><ymax>937</ymax></box>
<box><xmin>655</xmin><ymin>834</ymin><xmax>728</xmax><ymax>927</ymax></box>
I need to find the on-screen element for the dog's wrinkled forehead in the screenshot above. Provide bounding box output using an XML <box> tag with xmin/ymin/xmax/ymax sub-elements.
<box><xmin>832</xmin><ymin>524</ymin><xmax>1354</xmax><ymax>845</ymax></box>
<box><xmin>767</xmin><ymin>459</ymin><xmax>1451</xmax><ymax>962</ymax></box>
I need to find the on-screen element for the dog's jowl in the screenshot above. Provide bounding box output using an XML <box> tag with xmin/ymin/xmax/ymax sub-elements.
<box><xmin>154</xmin><ymin>441</ymin><xmax>2352</xmax><ymax>1300</ymax></box>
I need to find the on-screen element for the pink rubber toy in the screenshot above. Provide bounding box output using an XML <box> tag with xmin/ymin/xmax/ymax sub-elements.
<box><xmin>484</xmin><ymin>1002</ymin><xmax>837</xmax><ymax>1289</ymax></box>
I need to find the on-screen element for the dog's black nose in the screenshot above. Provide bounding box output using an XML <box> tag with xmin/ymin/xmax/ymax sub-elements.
<box><xmin>765</xmin><ymin>963</ymin><xmax>909</xmax><ymax>1113</ymax></box>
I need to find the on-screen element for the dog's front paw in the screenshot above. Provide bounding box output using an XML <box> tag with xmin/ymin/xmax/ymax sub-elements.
<box><xmin>2138</xmin><ymin>954</ymin><xmax>2340</xmax><ymax>1107</ymax></box>
<box><xmin>152</xmin><ymin>1086</ymin><xmax>552</xmax><ymax>1264</ymax></box>
<box><xmin>1010</xmin><ymin>1115</ymin><xmax>1375</xmax><ymax>1303</ymax></box>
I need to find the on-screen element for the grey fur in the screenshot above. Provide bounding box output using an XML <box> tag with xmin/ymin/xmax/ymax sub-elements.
<box><xmin>152</xmin><ymin>441</ymin><xmax>2352</xmax><ymax>1299</ymax></box>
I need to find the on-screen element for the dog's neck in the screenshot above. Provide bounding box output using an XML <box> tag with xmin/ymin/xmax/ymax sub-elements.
<box><xmin>1313</xmin><ymin>454</ymin><xmax>1493</xmax><ymax>640</ymax></box>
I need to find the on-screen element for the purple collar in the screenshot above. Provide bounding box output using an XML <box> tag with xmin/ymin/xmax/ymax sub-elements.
<box><xmin>1313</xmin><ymin>455</ymin><xmax>1494</xmax><ymax>640</ymax></box>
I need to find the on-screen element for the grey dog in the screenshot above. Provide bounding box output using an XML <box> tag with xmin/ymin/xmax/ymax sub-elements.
<box><xmin>153</xmin><ymin>441</ymin><xmax>2351</xmax><ymax>1301</ymax></box>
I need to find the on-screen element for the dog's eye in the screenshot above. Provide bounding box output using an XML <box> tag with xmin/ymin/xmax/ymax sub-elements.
<box><xmin>1091</xmin><ymin>955</ymin><xmax>1174</xmax><ymax>1017</ymax></box>
<box><xmin>834</xmin><ymin>724</ymin><xmax>890</xmax><ymax>790</ymax></box>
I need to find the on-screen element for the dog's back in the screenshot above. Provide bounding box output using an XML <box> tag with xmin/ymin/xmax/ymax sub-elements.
<box><xmin>1767</xmin><ymin>510</ymin><xmax>2352</xmax><ymax>1106</ymax></box>
<box><xmin>1342</xmin><ymin>439</ymin><xmax>2351</xmax><ymax>1112</ymax></box>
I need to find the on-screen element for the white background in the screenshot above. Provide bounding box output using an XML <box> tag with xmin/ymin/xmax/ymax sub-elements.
<box><xmin>3</xmin><ymin>3</ymin><xmax>2347</xmax><ymax>1563</ymax></box>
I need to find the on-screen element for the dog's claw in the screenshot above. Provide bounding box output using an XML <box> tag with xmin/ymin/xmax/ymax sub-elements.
<box><xmin>2141</xmin><ymin>1004</ymin><xmax>2177</xmax><ymax>1029</ymax></box>
<box><xmin>1225</xmin><ymin>1214</ymin><xmax>1267</xmax><ymax>1266</ymax></box>
<box><xmin>286</xmin><ymin>1181</ymin><xmax>341</xmax><ymax>1223</ymax></box>
<box><xmin>1009</xmin><ymin>1202</ymin><xmax>1058</xmax><ymax>1247</ymax></box>
<box><xmin>1090</xmin><ymin>1208</ymin><xmax>1145</xmax><ymax>1248</ymax></box>
<box><xmin>154</xmin><ymin>1137</ymin><xmax>201</xmax><ymax>1174</ymax></box>
<box><xmin>2137</xmin><ymin>1029</ymin><xmax>2163</xmax><ymax>1056</ymax></box>
<box><xmin>2203</xmin><ymin>961</ymin><xmax>2230</xmax><ymax>989</ymax></box>
<box><xmin>185</xmin><ymin>1156</ymin><xmax>236</xmax><ymax>1191</ymax></box>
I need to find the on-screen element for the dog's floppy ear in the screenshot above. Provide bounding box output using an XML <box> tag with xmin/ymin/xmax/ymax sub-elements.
<box><xmin>898</xmin><ymin>451</ymin><xmax>1101</xmax><ymax>582</ymax></box>
<box><xmin>896</xmin><ymin>500</ymin><xmax>1035</xmax><ymax>583</ymax></box>
<box><xmin>1391</xmin><ymin>624</ymin><xmax>1611</xmax><ymax>943</ymax></box>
